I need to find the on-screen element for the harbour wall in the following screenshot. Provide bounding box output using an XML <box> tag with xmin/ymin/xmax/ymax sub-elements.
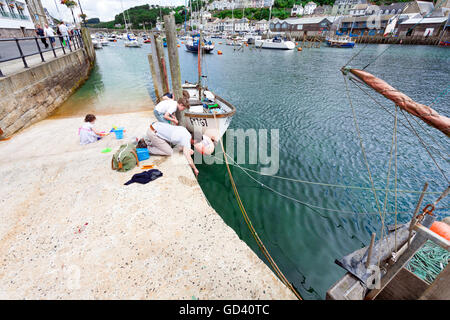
<box><xmin>0</xmin><ymin>30</ymin><xmax>95</xmax><ymax>138</ymax></box>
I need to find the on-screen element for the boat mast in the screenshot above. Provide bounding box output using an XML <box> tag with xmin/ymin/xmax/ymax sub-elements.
<box><xmin>267</xmin><ymin>4</ymin><xmax>272</xmax><ymax>37</ymax></box>
<box><xmin>232</xmin><ymin>0</ymin><xmax>235</xmax><ymax>35</ymax></box>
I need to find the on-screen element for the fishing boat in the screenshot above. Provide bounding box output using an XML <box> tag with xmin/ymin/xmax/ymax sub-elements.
<box><xmin>326</xmin><ymin>35</ymin><xmax>355</xmax><ymax>48</ymax></box>
<box><xmin>181</xmin><ymin>82</ymin><xmax>236</xmax><ymax>139</ymax></box>
<box><xmin>326</xmin><ymin>67</ymin><xmax>450</xmax><ymax>300</ymax></box>
<box><xmin>185</xmin><ymin>34</ymin><xmax>215</xmax><ymax>53</ymax></box>
<box><xmin>254</xmin><ymin>36</ymin><xmax>296</xmax><ymax>50</ymax></box>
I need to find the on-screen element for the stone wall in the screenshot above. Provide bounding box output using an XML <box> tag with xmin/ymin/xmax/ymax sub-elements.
<box><xmin>0</xmin><ymin>28</ymin><xmax>35</xmax><ymax>38</ymax></box>
<box><xmin>0</xmin><ymin>40</ymin><xmax>95</xmax><ymax>138</ymax></box>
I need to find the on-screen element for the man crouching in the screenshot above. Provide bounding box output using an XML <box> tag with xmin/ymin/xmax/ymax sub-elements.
<box><xmin>145</xmin><ymin>122</ymin><xmax>215</xmax><ymax>177</ymax></box>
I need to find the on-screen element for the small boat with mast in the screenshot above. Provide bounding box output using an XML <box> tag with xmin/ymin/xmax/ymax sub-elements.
<box><xmin>180</xmin><ymin>31</ymin><xmax>236</xmax><ymax>139</ymax></box>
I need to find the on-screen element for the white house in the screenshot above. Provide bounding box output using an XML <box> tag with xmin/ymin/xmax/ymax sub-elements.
<box><xmin>291</xmin><ymin>4</ymin><xmax>304</xmax><ymax>17</ymax></box>
<box><xmin>0</xmin><ymin>0</ymin><xmax>36</xmax><ymax>38</ymax></box>
<box><xmin>254</xmin><ymin>19</ymin><xmax>269</xmax><ymax>32</ymax></box>
<box><xmin>234</xmin><ymin>17</ymin><xmax>250</xmax><ymax>32</ymax></box>
<box><xmin>304</xmin><ymin>2</ymin><xmax>318</xmax><ymax>15</ymax></box>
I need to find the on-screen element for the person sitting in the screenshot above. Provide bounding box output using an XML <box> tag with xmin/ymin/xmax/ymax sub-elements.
<box><xmin>144</xmin><ymin>122</ymin><xmax>215</xmax><ymax>176</ymax></box>
<box><xmin>79</xmin><ymin>114</ymin><xmax>106</xmax><ymax>145</ymax></box>
<box><xmin>153</xmin><ymin>97</ymin><xmax>189</xmax><ymax>125</ymax></box>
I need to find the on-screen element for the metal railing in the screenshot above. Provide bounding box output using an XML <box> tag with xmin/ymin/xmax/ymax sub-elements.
<box><xmin>0</xmin><ymin>32</ymin><xmax>85</xmax><ymax>77</ymax></box>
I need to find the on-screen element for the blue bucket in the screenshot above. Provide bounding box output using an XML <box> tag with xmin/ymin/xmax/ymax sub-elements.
<box><xmin>136</xmin><ymin>148</ymin><xmax>150</xmax><ymax>161</ymax></box>
<box><xmin>113</xmin><ymin>127</ymin><xmax>124</xmax><ymax>139</ymax></box>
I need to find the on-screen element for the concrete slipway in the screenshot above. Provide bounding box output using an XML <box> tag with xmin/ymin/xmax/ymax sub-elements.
<box><xmin>0</xmin><ymin>110</ymin><xmax>296</xmax><ymax>299</ymax></box>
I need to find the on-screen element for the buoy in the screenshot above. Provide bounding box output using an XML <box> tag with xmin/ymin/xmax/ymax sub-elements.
<box><xmin>181</xmin><ymin>41</ymin><xmax>184</xmax><ymax>44</ymax></box>
<box><xmin>430</xmin><ymin>221</ymin><xmax>450</xmax><ymax>241</ymax></box>
<box><xmin>295</xmin><ymin>42</ymin><xmax>298</xmax><ymax>45</ymax></box>
<box><xmin>297</xmin><ymin>47</ymin><xmax>302</xmax><ymax>51</ymax></box>
<box><xmin>177</xmin><ymin>44</ymin><xmax>180</xmax><ymax>47</ymax></box>
<box><xmin>218</xmin><ymin>42</ymin><xmax>222</xmax><ymax>44</ymax></box>
<box><xmin>246</xmin><ymin>43</ymin><xmax>248</xmax><ymax>47</ymax></box>
<box><xmin>217</xmin><ymin>50</ymin><xmax>222</xmax><ymax>55</ymax></box>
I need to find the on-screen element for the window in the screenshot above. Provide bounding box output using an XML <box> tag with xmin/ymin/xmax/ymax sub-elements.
<box><xmin>297</xmin><ymin>24</ymin><xmax>303</xmax><ymax>30</ymax></box>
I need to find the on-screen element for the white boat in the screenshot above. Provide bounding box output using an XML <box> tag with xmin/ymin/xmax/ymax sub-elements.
<box><xmin>255</xmin><ymin>36</ymin><xmax>295</xmax><ymax>50</ymax></box>
<box><xmin>181</xmin><ymin>82</ymin><xmax>236</xmax><ymax>140</ymax></box>
<box><xmin>226</xmin><ymin>36</ymin><xmax>245</xmax><ymax>46</ymax></box>
<box><xmin>124</xmin><ymin>33</ymin><xmax>142</xmax><ymax>47</ymax></box>
<box><xmin>92</xmin><ymin>39</ymin><xmax>103</xmax><ymax>49</ymax></box>
<box><xmin>99</xmin><ymin>38</ymin><xmax>109</xmax><ymax>46</ymax></box>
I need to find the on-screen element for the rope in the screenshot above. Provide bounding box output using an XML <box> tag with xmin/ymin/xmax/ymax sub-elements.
<box><xmin>212</xmin><ymin>112</ymin><xmax>303</xmax><ymax>300</ymax></box>
<box><xmin>209</xmin><ymin>160</ymin><xmax>443</xmax><ymax>195</ymax></box>
<box><xmin>400</xmin><ymin>109</ymin><xmax>449</xmax><ymax>184</ymax></box>
<box><xmin>344</xmin><ymin>76</ymin><xmax>384</xmax><ymax>221</ymax></box>
<box><xmin>406</xmin><ymin>240</ymin><xmax>450</xmax><ymax>284</ymax></box>
<box><xmin>209</xmin><ymin>152</ymin><xmax>442</xmax><ymax>217</ymax></box>
<box><xmin>349</xmin><ymin>77</ymin><xmax>450</xmax><ymax>163</ymax></box>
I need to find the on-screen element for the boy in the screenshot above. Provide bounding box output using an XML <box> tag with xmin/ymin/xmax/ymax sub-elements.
<box><xmin>154</xmin><ymin>97</ymin><xmax>189</xmax><ymax>125</ymax></box>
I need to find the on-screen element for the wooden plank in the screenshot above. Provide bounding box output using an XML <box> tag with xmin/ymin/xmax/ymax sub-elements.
<box><xmin>419</xmin><ymin>264</ymin><xmax>450</xmax><ymax>300</ymax></box>
<box><xmin>375</xmin><ymin>268</ymin><xmax>429</xmax><ymax>300</ymax></box>
<box><xmin>326</xmin><ymin>272</ymin><xmax>367</xmax><ymax>300</ymax></box>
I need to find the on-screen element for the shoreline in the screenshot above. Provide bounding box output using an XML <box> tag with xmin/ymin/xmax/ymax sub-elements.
<box><xmin>0</xmin><ymin>111</ymin><xmax>296</xmax><ymax>299</ymax></box>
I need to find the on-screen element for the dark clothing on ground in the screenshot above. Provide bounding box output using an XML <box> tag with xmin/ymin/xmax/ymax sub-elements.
<box><xmin>124</xmin><ymin>169</ymin><xmax>163</xmax><ymax>185</ymax></box>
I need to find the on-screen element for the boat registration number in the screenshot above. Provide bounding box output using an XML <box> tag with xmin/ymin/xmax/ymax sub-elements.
<box><xmin>190</xmin><ymin>118</ymin><xmax>208</xmax><ymax>127</ymax></box>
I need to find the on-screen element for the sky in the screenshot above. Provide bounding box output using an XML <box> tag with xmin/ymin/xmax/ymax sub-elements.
<box><xmin>41</xmin><ymin>0</ymin><xmax>186</xmax><ymax>23</ymax></box>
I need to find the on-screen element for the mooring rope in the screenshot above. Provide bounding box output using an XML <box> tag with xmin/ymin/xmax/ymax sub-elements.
<box><xmin>212</xmin><ymin>112</ymin><xmax>303</xmax><ymax>300</ymax></box>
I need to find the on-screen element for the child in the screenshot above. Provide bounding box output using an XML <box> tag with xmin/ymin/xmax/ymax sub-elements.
<box><xmin>79</xmin><ymin>114</ymin><xmax>105</xmax><ymax>145</ymax></box>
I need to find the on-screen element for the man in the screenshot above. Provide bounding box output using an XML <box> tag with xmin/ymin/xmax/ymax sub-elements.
<box><xmin>35</xmin><ymin>24</ymin><xmax>48</xmax><ymax>49</ymax></box>
<box><xmin>44</xmin><ymin>24</ymin><xmax>56</xmax><ymax>48</ymax></box>
<box><xmin>58</xmin><ymin>21</ymin><xmax>69</xmax><ymax>46</ymax></box>
<box><xmin>154</xmin><ymin>97</ymin><xmax>189</xmax><ymax>125</ymax></box>
<box><xmin>145</xmin><ymin>122</ymin><xmax>214</xmax><ymax>177</ymax></box>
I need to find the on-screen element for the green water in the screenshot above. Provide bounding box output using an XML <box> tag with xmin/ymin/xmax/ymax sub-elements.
<box><xmin>57</xmin><ymin>41</ymin><xmax>449</xmax><ymax>299</ymax></box>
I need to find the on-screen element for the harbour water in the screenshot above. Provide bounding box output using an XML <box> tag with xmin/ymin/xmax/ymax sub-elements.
<box><xmin>54</xmin><ymin>41</ymin><xmax>450</xmax><ymax>299</ymax></box>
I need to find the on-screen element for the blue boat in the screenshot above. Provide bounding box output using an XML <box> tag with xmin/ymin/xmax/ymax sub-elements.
<box><xmin>326</xmin><ymin>35</ymin><xmax>355</xmax><ymax>48</ymax></box>
<box><xmin>185</xmin><ymin>34</ymin><xmax>215</xmax><ymax>53</ymax></box>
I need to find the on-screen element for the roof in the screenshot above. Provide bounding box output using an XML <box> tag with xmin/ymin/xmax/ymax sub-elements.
<box><xmin>417</xmin><ymin>1</ymin><xmax>435</xmax><ymax>14</ymax></box>
<box><xmin>352</xmin><ymin>4</ymin><xmax>369</xmax><ymax>10</ymax></box>
<box><xmin>379</xmin><ymin>2</ymin><xmax>408</xmax><ymax>11</ymax></box>
<box><xmin>279</xmin><ymin>16</ymin><xmax>332</xmax><ymax>24</ymax></box>
<box><xmin>400</xmin><ymin>16</ymin><xmax>448</xmax><ymax>24</ymax></box>
<box><xmin>306</xmin><ymin>1</ymin><xmax>317</xmax><ymax>5</ymax></box>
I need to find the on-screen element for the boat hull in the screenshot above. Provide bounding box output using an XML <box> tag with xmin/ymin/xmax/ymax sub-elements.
<box><xmin>254</xmin><ymin>39</ymin><xmax>295</xmax><ymax>50</ymax></box>
<box><xmin>181</xmin><ymin>84</ymin><xmax>236</xmax><ymax>140</ymax></box>
<box><xmin>326</xmin><ymin>40</ymin><xmax>355</xmax><ymax>48</ymax></box>
<box><xmin>185</xmin><ymin>44</ymin><xmax>214</xmax><ymax>53</ymax></box>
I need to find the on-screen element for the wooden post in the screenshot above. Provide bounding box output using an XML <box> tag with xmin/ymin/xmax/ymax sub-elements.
<box><xmin>365</xmin><ymin>233</ymin><xmax>376</xmax><ymax>268</ymax></box>
<box><xmin>164</xmin><ymin>13</ymin><xmax>182</xmax><ymax>101</ymax></box>
<box><xmin>148</xmin><ymin>54</ymin><xmax>161</xmax><ymax>103</ymax></box>
<box><xmin>408</xmin><ymin>182</ymin><xmax>428</xmax><ymax>248</ymax></box>
<box><xmin>155</xmin><ymin>36</ymin><xmax>170</xmax><ymax>95</ymax></box>
<box><xmin>149</xmin><ymin>32</ymin><xmax>164</xmax><ymax>103</ymax></box>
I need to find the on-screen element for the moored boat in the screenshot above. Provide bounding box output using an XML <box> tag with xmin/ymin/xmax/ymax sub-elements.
<box><xmin>254</xmin><ymin>36</ymin><xmax>295</xmax><ymax>50</ymax></box>
<box><xmin>326</xmin><ymin>35</ymin><xmax>355</xmax><ymax>48</ymax></box>
<box><xmin>185</xmin><ymin>35</ymin><xmax>215</xmax><ymax>53</ymax></box>
<box><xmin>181</xmin><ymin>82</ymin><xmax>236</xmax><ymax>140</ymax></box>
